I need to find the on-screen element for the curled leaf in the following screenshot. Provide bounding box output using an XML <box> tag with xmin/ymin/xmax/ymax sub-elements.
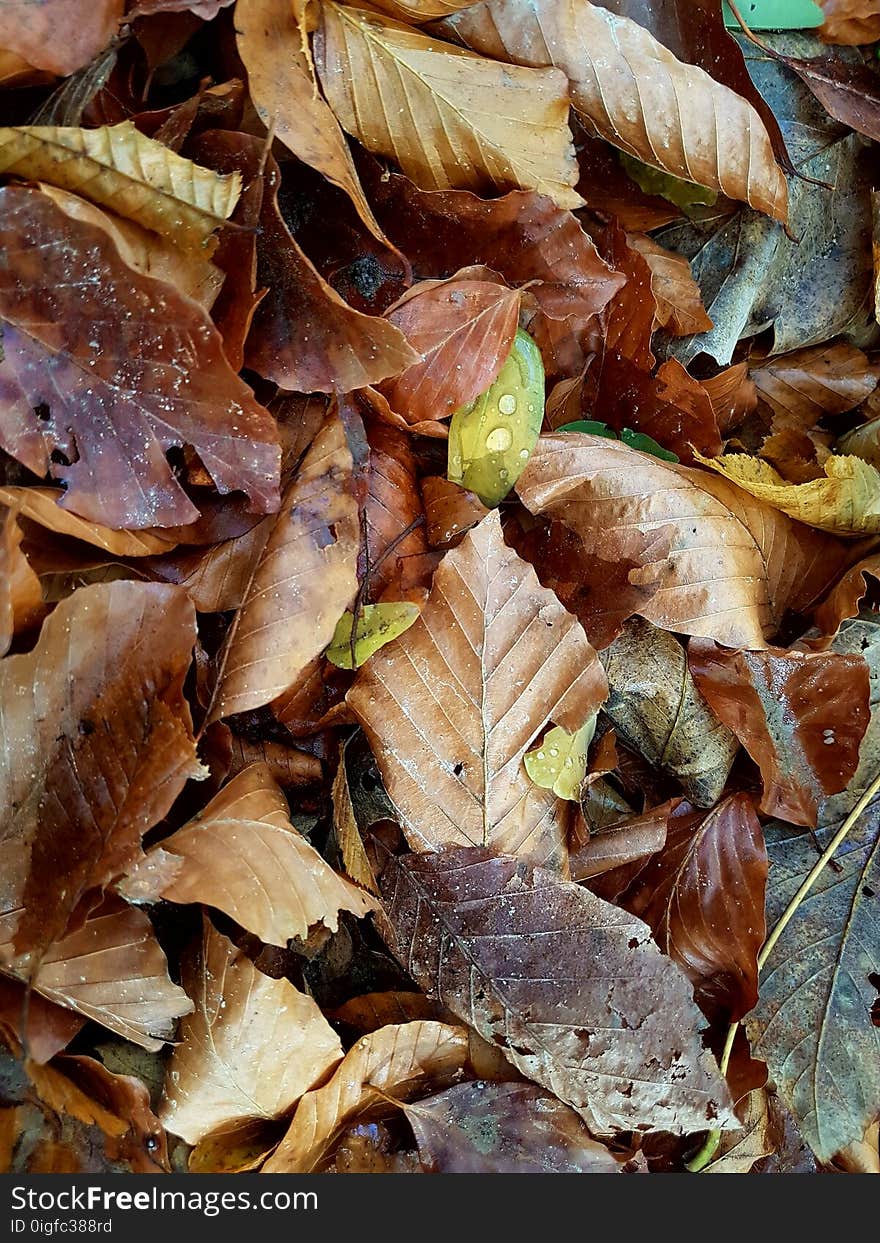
<box><xmin>524</xmin><ymin>719</ymin><xmax>597</xmax><ymax>801</ymax></box>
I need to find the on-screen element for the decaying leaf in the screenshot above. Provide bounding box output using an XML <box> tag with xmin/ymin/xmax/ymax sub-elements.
<box><xmin>263</xmin><ymin>1021</ymin><xmax>470</xmax><ymax>1172</ymax></box>
<box><xmin>819</xmin><ymin>1</ymin><xmax>880</xmax><ymax>45</ymax></box>
<box><xmin>0</xmin><ymin>184</ymin><xmax>280</xmax><ymax>529</ymax></box>
<box><xmin>160</xmin><ymin>920</ymin><xmax>343</xmax><ymax>1146</ymax></box>
<box><xmin>689</xmin><ymin>639</ymin><xmax>870</xmax><ymax>827</ymax></box>
<box><xmin>517</xmin><ymin>434</ymin><xmax>843</xmax><ymax>649</ymax></box>
<box><xmin>379</xmin><ymin>846</ymin><xmax>735</xmax><ymax>1137</ymax></box>
<box><xmin>599</xmin><ymin>619</ymin><xmax>739</xmax><ymax>809</ymax></box>
<box><xmin>119</xmin><ymin>764</ymin><xmax>377</xmax><ymax>946</ymax></box>
<box><xmin>0</xmin><ymin>582</ymin><xmax>203</xmax><ymax>966</ymax></box>
<box><xmin>207</xmin><ymin>410</ymin><xmax>358</xmax><ymax>722</ymax></box>
<box><xmin>0</xmin><ymin>487</ymin><xmax>179</xmax><ymax>557</ymax></box>
<box><xmin>348</xmin><ymin>510</ymin><xmax>607</xmax><ymax>870</ymax></box>
<box><xmin>315</xmin><ymin>3</ymin><xmax>583</xmax><ymax>209</ymax></box>
<box><xmin>439</xmin><ymin>0</ymin><xmax>788</xmax><ymax>220</ymax></box>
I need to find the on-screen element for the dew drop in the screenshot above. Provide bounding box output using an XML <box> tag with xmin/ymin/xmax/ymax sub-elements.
<box><xmin>485</xmin><ymin>426</ymin><xmax>513</xmax><ymax>452</ymax></box>
<box><xmin>498</xmin><ymin>393</ymin><xmax>517</xmax><ymax>415</ymax></box>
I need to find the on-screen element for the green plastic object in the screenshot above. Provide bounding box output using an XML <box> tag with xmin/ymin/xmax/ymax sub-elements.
<box><xmin>722</xmin><ymin>0</ymin><xmax>823</xmax><ymax>29</ymax></box>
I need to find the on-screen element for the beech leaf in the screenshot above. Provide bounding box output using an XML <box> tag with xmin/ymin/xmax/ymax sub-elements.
<box><xmin>347</xmin><ymin>510</ymin><xmax>607</xmax><ymax>870</ymax></box>
<box><xmin>378</xmin><ymin>846</ymin><xmax>735</xmax><ymax>1136</ymax></box>
<box><xmin>0</xmin><ymin>0</ymin><xmax>122</xmax><ymax>78</ymax></box>
<box><xmin>524</xmin><ymin>720</ymin><xmax>597</xmax><ymax>801</ymax></box>
<box><xmin>326</xmin><ymin>604</ymin><xmax>421</xmax><ymax>671</ymax></box>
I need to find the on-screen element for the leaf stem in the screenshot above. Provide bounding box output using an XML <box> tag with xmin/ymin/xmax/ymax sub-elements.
<box><xmin>687</xmin><ymin>767</ymin><xmax>880</xmax><ymax>1173</ymax></box>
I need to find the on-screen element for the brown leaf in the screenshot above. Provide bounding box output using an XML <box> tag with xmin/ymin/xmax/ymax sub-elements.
<box><xmin>235</xmin><ymin>0</ymin><xmax>392</xmax><ymax>250</ymax></box>
<box><xmin>439</xmin><ymin>0</ymin><xmax>788</xmax><ymax>220</ymax></box>
<box><xmin>627</xmin><ymin>233</ymin><xmax>712</xmax><ymax>337</ymax></box>
<box><xmin>422</xmin><ymin>476</ymin><xmax>489</xmax><ymax>548</ymax></box>
<box><xmin>0</xmin><ymin>184</ymin><xmax>280</xmax><ymax>529</ymax></box>
<box><xmin>600</xmin><ymin>619</ymin><xmax>739</xmax><ymax>808</ymax></box>
<box><xmin>0</xmin><ymin>979</ymin><xmax>83</xmax><ymax>1065</ymax></box>
<box><xmin>245</xmin><ymin>152</ymin><xmax>417</xmax><ymax>393</ymax></box>
<box><xmin>142</xmin><ymin>519</ymin><xmax>269</xmax><ymax>613</ymax></box>
<box><xmin>402</xmin><ymin>1081</ymin><xmax>627</xmax><ymax>1173</ymax></box>
<box><xmin>207</xmin><ymin>410</ymin><xmax>359</xmax><ymax>722</ymax></box>
<box><xmin>316</xmin><ymin>3</ymin><xmax>582</xmax><ymax>209</ymax></box>
<box><xmin>0</xmin><ymin>0</ymin><xmax>122</xmax><ymax>77</ymax></box>
<box><xmin>811</xmin><ymin>552</ymin><xmax>880</xmax><ymax>642</ymax></box>
<box><xmin>570</xmin><ymin>800</ymin><xmax>672</xmax><ymax>889</ymax></box>
<box><xmin>263</xmin><ymin>1021</ymin><xmax>470</xmax><ymax>1172</ymax></box>
<box><xmin>30</xmin><ymin>900</ymin><xmax>193</xmax><ymax>1051</ymax></box>
<box><xmin>379</xmin><ymin>277</ymin><xmax>521</xmax><ymax>422</ymax></box>
<box><xmin>365</xmin><ymin>0</ymin><xmax>478</xmax><ymax>18</ymax></box>
<box><xmin>378</xmin><ymin>846</ymin><xmax>734</xmax><ymax>1136</ymax></box>
<box><xmin>752</xmin><ymin>342</ymin><xmax>879</xmax><ymax>431</ymax></box>
<box><xmin>619</xmin><ymin>795</ymin><xmax>767</xmax><ymax>1021</ymax></box>
<box><xmin>701</xmin><ymin>363</ymin><xmax>757</xmax><ymax>436</ymax></box>
<box><xmin>705</xmin><ymin>1087</ymin><xmax>775</xmax><ymax>1174</ymax></box>
<box><xmin>0</xmin><ymin>582</ymin><xmax>203</xmax><ymax>964</ymax></box>
<box><xmin>160</xmin><ymin>920</ymin><xmax>343</xmax><ymax>1145</ymax></box>
<box><xmin>363</xmin><ymin>419</ymin><xmax>433</xmax><ymax>602</ymax></box>
<box><xmin>819</xmin><ymin>1</ymin><xmax>880</xmax><ymax>44</ymax></box>
<box><xmin>226</xmin><ymin>734</ymin><xmax>321</xmax><ymax>788</ymax></box>
<box><xmin>120</xmin><ymin>764</ymin><xmax>376</xmax><ymax>945</ymax></box>
<box><xmin>332</xmin><ymin>755</ymin><xmax>380</xmax><ymax>897</ymax></box>
<box><xmin>0</xmin><ymin>487</ymin><xmax>180</xmax><ymax>557</ymax></box>
<box><xmin>348</xmin><ymin>510</ymin><xmax>607</xmax><ymax>870</ymax></box>
<box><xmin>0</xmin><ymin>505</ymin><xmax>43</xmax><ymax>655</ymax></box>
<box><xmin>688</xmin><ymin>640</ymin><xmax>871</xmax><ymax>827</ymax></box>
<box><xmin>516</xmin><ymin>433</ymin><xmax>845</xmax><ymax>648</ymax></box>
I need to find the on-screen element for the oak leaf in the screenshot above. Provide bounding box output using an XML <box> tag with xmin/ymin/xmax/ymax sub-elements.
<box><xmin>160</xmin><ymin>920</ymin><xmax>343</xmax><ymax>1145</ymax></box>
<box><xmin>348</xmin><ymin>510</ymin><xmax>607</xmax><ymax>870</ymax></box>
<box><xmin>315</xmin><ymin>3</ymin><xmax>583</xmax><ymax>209</ymax></box>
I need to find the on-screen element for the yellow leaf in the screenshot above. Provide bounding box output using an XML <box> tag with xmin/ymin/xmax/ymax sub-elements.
<box><xmin>0</xmin><ymin>122</ymin><xmax>241</xmax><ymax>251</ymax></box>
<box><xmin>837</xmin><ymin>416</ymin><xmax>880</xmax><ymax>468</ymax></box>
<box><xmin>326</xmin><ymin>602</ymin><xmax>420</xmax><ymax>669</ymax></box>
<box><xmin>448</xmin><ymin>328</ymin><xmax>544</xmax><ymax>506</ymax></box>
<box><xmin>315</xmin><ymin>3</ymin><xmax>583</xmax><ymax>210</ymax></box>
<box><xmin>524</xmin><ymin>719</ymin><xmax>597</xmax><ymax>801</ymax></box>
<box><xmin>694</xmin><ymin>451</ymin><xmax>880</xmax><ymax>536</ymax></box>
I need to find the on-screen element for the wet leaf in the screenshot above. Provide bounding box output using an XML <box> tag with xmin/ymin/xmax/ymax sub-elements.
<box><xmin>327</xmin><ymin>604</ymin><xmax>421</xmax><ymax>670</ymax></box>
<box><xmin>627</xmin><ymin>233</ymin><xmax>713</xmax><ymax>337</ymax></box>
<box><xmin>160</xmin><ymin>920</ymin><xmax>343</xmax><ymax>1146</ymax></box>
<box><xmin>0</xmin><ymin>504</ymin><xmax>42</xmax><ymax>655</ymax></box>
<box><xmin>524</xmin><ymin>719</ymin><xmax>597</xmax><ymax>802</ymax></box>
<box><xmin>0</xmin><ymin>0</ymin><xmax>122</xmax><ymax>78</ymax></box>
<box><xmin>348</xmin><ymin>510</ymin><xmax>607</xmax><ymax>870</ymax></box>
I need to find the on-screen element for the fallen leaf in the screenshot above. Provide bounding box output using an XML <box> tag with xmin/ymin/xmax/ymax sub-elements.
<box><xmin>160</xmin><ymin>920</ymin><xmax>343</xmax><ymax>1145</ymax></box>
<box><xmin>29</xmin><ymin>900</ymin><xmax>193</xmax><ymax>1051</ymax></box>
<box><xmin>819</xmin><ymin>0</ymin><xmax>880</xmax><ymax>44</ymax></box>
<box><xmin>379</xmin><ymin>277</ymin><xmax>521</xmax><ymax>422</ymax></box>
<box><xmin>379</xmin><ymin>845</ymin><xmax>734</xmax><ymax>1136</ymax></box>
<box><xmin>0</xmin><ymin>487</ymin><xmax>179</xmax><ymax>557</ymax></box>
<box><xmin>570</xmin><ymin>800</ymin><xmax>672</xmax><ymax>889</ymax></box>
<box><xmin>362</xmin><ymin>417</ymin><xmax>433</xmax><ymax>602</ymax></box>
<box><xmin>812</xmin><ymin>552</ymin><xmax>880</xmax><ymax>641</ymax></box>
<box><xmin>701</xmin><ymin>363</ymin><xmax>758</xmax><ymax>435</ymax></box>
<box><xmin>695</xmin><ymin>451</ymin><xmax>880</xmax><ymax>536</ymax></box>
<box><xmin>402</xmin><ymin>1081</ymin><xmax>627</xmax><ymax>1173</ymax></box>
<box><xmin>838</xmin><ymin>411</ymin><xmax>880</xmax><ymax>466</ymax></box>
<box><xmin>619</xmin><ymin>795</ymin><xmax>767</xmax><ymax>1021</ymax></box>
<box><xmin>0</xmin><ymin>184</ymin><xmax>280</xmax><ymax>528</ymax></box>
<box><xmin>689</xmin><ymin>639</ymin><xmax>870</xmax><ymax>828</ymax></box>
<box><xmin>516</xmin><ymin>433</ymin><xmax>843</xmax><ymax>648</ymax></box>
<box><xmin>207</xmin><ymin>410</ymin><xmax>359</xmax><ymax>722</ymax></box>
<box><xmin>348</xmin><ymin>510</ymin><xmax>607</xmax><ymax>870</ymax></box>
<box><xmin>120</xmin><ymin>764</ymin><xmax>376</xmax><ymax>945</ymax></box>
<box><xmin>0</xmin><ymin>979</ymin><xmax>84</xmax><ymax>1065</ymax></box>
<box><xmin>600</xmin><ymin>619</ymin><xmax>739</xmax><ymax>809</ymax></box>
<box><xmin>0</xmin><ymin>0</ymin><xmax>123</xmax><ymax>77</ymax></box>
<box><xmin>0</xmin><ymin>582</ymin><xmax>203</xmax><ymax>965</ymax></box>
<box><xmin>752</xmin><ymin>341</ymin><xmax>879</xmax><ymax>430</ymax></box>
<box><xmin>627</xmin><ymin>234</ymin><xmax>713</xmax><ymax>337</ymax></box>
<box><xmin>327</xmin><ymin>604</ymin><xmax>421</xmax><ymax>670</ymax></box>
<box><xmin>315</xmin><ymin>3</ymin><xmax>583</xmax><ymax>209</ymax></box>
<box><xmin>245</xmin><ymin>151</ymin><xmax>418</xmax><ymax>393</ymax></box>
<box><xmin>422</xmin><ymin>476</ymin><xmax>488</xmax><ymax>548</ymax></box>
<box><xmin>525</xmin><ymin>720</ymin><xmax>596</xmax><ymax>802</ymax></box>
<box><xmin>0</xmin><ymin>505</ymin><xmax>42</xmax><ymax>655</ymax></box>
<box><xmin>263</xmin><ymin>1021</ymin><xmax>470</xmax><ymax>1172</ymax></box>
<box><xmin>746</xmin><ymin>617</ymin><xmax>880</xmax><ymax>1162</ymax></box>
<box><xmin>439</xmin><ymin>0</ymin><xmax>788</xmax><ymax>220</ymax></box>
<box><xmin>704</xmin><ymin>1088</ymin><xmax>775</xmax><ymax>1174</ymax></box>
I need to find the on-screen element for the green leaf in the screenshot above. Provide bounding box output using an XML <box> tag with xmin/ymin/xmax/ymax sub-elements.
<box><xmin>524</xmin><ymin>718</ymin><xmax>597</xmax><ymax>801</ymax></box>
<box><xmin>326</xmin><ymin>602</ymin><xmax>420</xmax><ymax>670</ymax></box>
<box><xmin>619</xmin><ymin>152</ymin><xmax>716</xmax><ymax>213</ymax></box>
<box><xmin>557</xmin><ymin>421</ymin><xmax>679</xmax><ymax>463</ymax></box>
<box><xmin>447</xmin><ymin>327</ymin><xmax>544</xmax><ymax>507</ymax></box>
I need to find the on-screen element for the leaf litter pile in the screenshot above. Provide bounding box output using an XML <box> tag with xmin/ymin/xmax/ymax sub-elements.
<box><xmin>0</xmin><ymin>0</ymin><xmax>879</xmax><ymax>1177</ymax></box>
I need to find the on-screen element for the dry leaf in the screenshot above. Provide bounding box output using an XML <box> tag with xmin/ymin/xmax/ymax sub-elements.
<box><xmin>348</xmin><ymin>510</ymin><xmax>607</xmax><ymax>870</ymax></box>
<box><xmin>688</xmin><ymin>640</ymin><xmax>870</xmax><ymax>828</ymax></box>
<box><xmin>701</xmin><ymin>363</ymin><xmax>757</xmax><ymax>435</ymax></box>
<box><xmin>0</xmin><ymin>184</ymin><xmax>280</xmax><ymax>529</ymax></box>
<box><xmin>705</xmin><ymin>1088</ymin><xmax>775</xmax><ymax>1174</ymax></box>
<box><xmin>627</xmin><ymin>233</ymin><xmax>713</xmax><ymax>337</ymax></box>
<box><xmin>439</xmin><ymin>0</ymin><xmax>788</xmax><ymax>221</ymax></box>
<box><xmin>811</xmin><ymin>552</ymin><xmax>880</xmax><ymax>642</ymax></box>
<box><xmin>516</xmin><ymin>433</ymin><xmax>844</xmax><ymax>649</ymax></box>
<box><xmin>0</xmin><ymin>979</ymin><xmax>84</xmax><ymax>1065</ymax></box>
<box><xmin>263</xmin><ymin>1021</ymin><xmax>470</xmax><ymax>1172</ymax></box>
<box><xmin>0</xmin><ymin>582</ymin><xmax>203</xmax><ymax>965</ymax></box>
<box><xmin>31</xmin><ymin>901</ymin><xmax>193</xmax><ymax>1051</ymax></box>
<box><xmin>379</xmin><ymin>846</ymin><xmax>734</xmax><ymax>1137</ymax></box>
<box><xmin>0</xmin><ymin>0</ymin><xmax>122</xmax><ymax>78</ymax></box>
<box><xmin>0</xmin><ymin>505</ymin><xmax>42</xmax><ymax>655</ymax></box>
<box><xmin>160</xmin><ymin>920</ymin><xmax>343</xmax><ymax>1145</ymax></box>
<box><xmin>819</xmin><ymin>1</ymin><xmax>880</xmax><ymax>44</ymax></box>
<box><xmin>315</xmin><ymin>3</ymin><xmax>582</xmax><ymax>209</ymax></box>
<box><xmin>751</xmin><ymin>342</ymin><xmax>879</xmax><ymax>429</ymax></box>
<box><xmin>207</xmin><ymin>410</ymin><xmax>359</xmax><ymax>722</ymax></box>
<box><xmin>362</xmin><ymin>417</ymin><xmax>433</xmax><ymax>603</ymax></box>
<box><xmin>570</xmin><ymin>800</ymin><xmax>671</xmax><ymax>888</ymax></box>
<box><xmin>0</xmin><ymin>122</ymin><xmax>241</xmax><ymax>252</ymax></box>
<box><xmin>600</xmin><ymin>619</ymin><xmax>739</xmax><ymax>809</ymax></box>
<box><xmin>422</xmin><ymin>475</ymin><xmax>489</xmax><ymax>547</ymax></box>
<box><xmin>0</xmin><ymin>487</ymin><xmax>179</xmax><ymax>557</ymax></box>
<box><xmin>120</xmin><ymin>764</ymin><xmax>376</xmax><ymax>945</ymax></box>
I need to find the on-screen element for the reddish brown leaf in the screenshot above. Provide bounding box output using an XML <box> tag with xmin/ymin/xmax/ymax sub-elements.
<box><xmin>0</xmin><ymin>979</ymin><xmax>84</xmax><ymax>1065</ymax></box>
<box><xmin>572</xmin><ymin>801</ymin><xmax>672</xmax><ymax>894</ymax></box>
<box><xmin>688</xmin><ymin>640</ymin><xmax>871</xmax><ymax>827</ymax></box>
<box><xmin>379</xmin><ymin>846</ymin><xmax>734</xmax><ymax>1136</ymax></box>
<box><xmin>245</xmin><ymin>153</ymin><xmax>418</xmax><ymax>393</ymax></box>
<box><xmin>627</xmin><ymin>233</ymin><xmax>713</xmax><ymax>337</ymax></box>
<box><xmin>0</xmin><ymin>184</ymin><xmax>280</xmax><ymax>529</ymax></box>
<box><xmin>819</xmin><ymin>1</ymin><xmax>880</xmax><ymax>45</ymax></box>
<box><xmin>619</xmin><ymin>795</ymin><xmax>768</xmax><ymax>1021</ymax></box>
<box><xmin>0</xmin><ymin>1</ymin><xmax>123</xmax><ymax>77</ymax></box>
<box><xmin>752</xmin><ymin>343</ymin><xmax>879</xmax><ymax>430</ymax></box>
<box><xmin>363</xmin><ymin>419</ymin><xmax>433</xmax><ymax>603</ymax></box>
<box><xmin>0</xmin><ymin>504</ymin><xmax>43</xmax><ymax>655</ymax></box>
<box><xmin>811</xmin><ymin>552</ymin><xmax>880</xmax><ymax>643</ymax></box>
<box><xmin>701</xmin><ymin>363</ymin><xmax>757</xmax><ymax>436</ymax></box>
<box><xmin>422</xmin><ymin>476</ymin><xmax>489</xmax><ymax>548</ymax></box>
<box><xmin>380</xmin><ymin>277</ymin><xmax>521</xmax><ymax>422</ymax></box>
<box><xmin>0</xmin><ymin>582</ymin><xmax>203</xmax><ymax>964</ymax></box>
